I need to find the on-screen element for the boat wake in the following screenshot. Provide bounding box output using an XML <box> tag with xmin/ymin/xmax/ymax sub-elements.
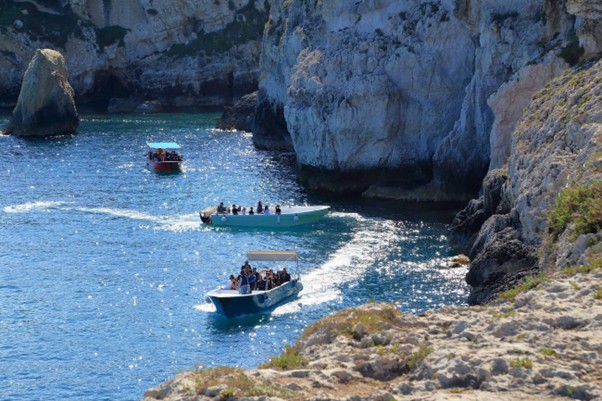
<box><xmin>272</xmin><ymin>217</ymin><xmax>404</xmax><ymax>316</ymax></box>
<box><xmin>3</xmin><ymin>201</ymin><xmax>200</xmax><ymax>232</ymax></box>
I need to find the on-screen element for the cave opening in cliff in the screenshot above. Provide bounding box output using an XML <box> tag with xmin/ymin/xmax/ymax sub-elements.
<box><xmin>84</xmin><ymin>71</ymin><xmax>131</xmax><ymax>111</ymax></box>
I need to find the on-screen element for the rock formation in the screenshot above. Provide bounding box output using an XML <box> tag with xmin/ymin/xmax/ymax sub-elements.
<box><xmin>252</xmin><ymin>0</ymin><xmax>598</xmax><ymax>200</ymax></box>
<box><xmin>217</xmin><ymin>91</ymin><xmax>257</xmax><ymax>132</ymax></box>
<box><xmin>142</xmin><ymin>280</ymin><xmax>602</xmax><ymax>401</ymax></box>
<box><xmin>452</xmin><ymin>57</ymin><xmax>602</xmax><ymax>304</ymax></box>
<box><xmin>0</xmin><ymin>0</ymin><xmax>266</xmax><ymax>110</ymax></box>
<box><xmin>4</xmin><ymin>48</ymin><xmax>78</xmax><ymax>137</ymax></box>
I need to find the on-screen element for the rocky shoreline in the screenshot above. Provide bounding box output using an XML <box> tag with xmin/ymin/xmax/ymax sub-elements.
<box><xmin>142</xmin><ymin>268</ymin><xmax>602</xmax><ymax>401</ymax></box>
<box><xmin>140</xmin><ymin>55</ymin><xmax>602</xmax><ymax>401</ymax></box>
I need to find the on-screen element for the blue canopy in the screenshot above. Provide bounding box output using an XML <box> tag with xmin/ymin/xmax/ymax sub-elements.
<box><xmin>146</xmin><ymin>142</ymin><xmax>181</xmax><ymax>149</ymax></box>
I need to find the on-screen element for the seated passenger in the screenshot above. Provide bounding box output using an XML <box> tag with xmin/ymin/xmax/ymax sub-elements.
<box><xmin>217</xmin><ymin>202</ymin><xmax>227</xmax><ymax>213</ymax></box>
<box><xmin>282</xmin><ymin>268</ymin><xmax>291</xmax><ymax>282</ymax></box>
<box><xmin>231</xmin><ymin>204</ymin><xmax>240</xmax><ymax>215</ymax></box>
<box><xmin>257</xmin><ymin>201</ymin><xmax>264</xmax><ymax>214</ymax></box>
<box><xmin>248</xmin><ymin>207</ymin><xmax>255</xmax><ymax>215</ymax></box>
<box><xmin>264</xmin><ymin>205</ymin><xmax>270</xmax><ymax>215</ymax></box>
<box><xmin>256</xmin><ymin>275</ymin><xmax>267</xmax><ymax>291</ymax></box>
<box><xmin>275</xmin><ymin>205</ymin><xmax>282</xmax><ymax>214</ymax></box>
<box><xmin>241</xmin><ymin>207</ymin><xmax>247</xmax><ymax>215</ymax></box>
<box><xmin>223</xmin><ymin>275</ymin><xmax>237</xmax><ymax>290</ymax></box>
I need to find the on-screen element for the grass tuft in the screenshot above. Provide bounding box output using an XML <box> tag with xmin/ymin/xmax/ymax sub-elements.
<box><xmin>500</xmin><ymin>276</ymin><xmax>548</xmax><ymax>302</ymax></box>
<box><xmin>260</xmin><ymin>345</ymin><xmax>307</xmax><ymax>370</ymax></box>
<box><xmin>510</xmin><ymin>357</ymin><xmax>533</xmax><ymax>369</ymax></box>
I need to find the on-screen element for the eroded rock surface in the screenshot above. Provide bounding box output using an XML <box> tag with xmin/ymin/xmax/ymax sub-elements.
<box><xmin>4</xmin><ymin>48</ymin><xmax>78</xmax><ymax>137</ymax></box>
<box><xmin>454</xmin><ymin>57</ymin><xmax>602</xmax><ymax>304</ymax></box>
<box><xmin>142</xmin><ymin>277</ymin><xmax>602</xmax><ymax>401</ymax></box>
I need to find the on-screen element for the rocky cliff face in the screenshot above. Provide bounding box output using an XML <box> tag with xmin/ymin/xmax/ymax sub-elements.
<box><xmin>452</xmin><ymin>57</ymin><xmax>602</xmax><ymax>304</ymax></box>
<box><xmin>142</xmin><ymin>289</ymin><xmax>602</xmax><ymax>401</ymax></box>
<box><xmin>4</xmin><ymin>48</ymin><xmax>79</xmax><ymax>136</ymax></box>
<box><xmin>253</xmin><ymin>0</ymin><xmax>597</xmax><ymax>199</ymax></box>
<box><xmin>0</xmin><ymin>0</ymin><xmax>267</xmax><ymax>109</ymax></box>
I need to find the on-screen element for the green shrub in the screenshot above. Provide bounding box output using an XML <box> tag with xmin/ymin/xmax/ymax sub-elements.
<box><xmin>260</xmin><ymin>345</ymin><xmax>307</xmax><ymax>370</ymax></box>
<box><xmin>407</xmin><ymin>344</ymin><xmax>434</xmax><ymax>369</ymax></box>
<box><xmin>548</xmin><ymin>181</ymin><xmax>602</xmax><ymax>240</ymax></box>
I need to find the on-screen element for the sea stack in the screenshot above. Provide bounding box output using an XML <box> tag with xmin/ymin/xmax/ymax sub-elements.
<box><xmin>4</xmin><ymin>49</ymin><xmax>79</xmax><ymax>137</ymax></box>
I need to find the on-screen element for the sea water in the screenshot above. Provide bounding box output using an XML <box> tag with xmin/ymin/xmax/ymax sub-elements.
<box><xmin>0</xmin><ymin>113</ymin><xmax>469</xmax><ymax>401</ymax></box>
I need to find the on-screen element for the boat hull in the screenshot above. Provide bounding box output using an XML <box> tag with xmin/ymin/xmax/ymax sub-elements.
<box><xmin>207</xmin><ymin>279</ymin><xmax>302</xmax><ymax>317</ymax></box>
<box><xmin>202</xmin><ymin>206</ymin><xmax>329</xmax><ymax>227</ymax></box>
<box><xmin>147</xmin><ymin>159</ymin><xmax>182</xmax><ymax>173</ymax></box>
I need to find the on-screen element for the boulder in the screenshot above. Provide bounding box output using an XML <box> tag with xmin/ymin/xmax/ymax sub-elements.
<box><xmin>217</xmin><ymin>92</ymin><xmax>257</xmax><ymax>132</ymax></box>
<box><xmin>4</xmin><ymin>49</ymin><xmax>78</xmax><ymax>137</ymax></box>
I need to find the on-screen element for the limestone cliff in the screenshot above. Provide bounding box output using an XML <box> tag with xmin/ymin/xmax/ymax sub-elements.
<box><xmin>452</xmin><ymin>56</ymin><xmax>602</xmax><ymax>304</ymax></box>
<box><xmin>0</xmin><ymin>0</ymin><xmax>267</xmax><ymax>109</ymax></box>
<box><xmin>4</xmin><ymin>48</ymin><xmax>79</xmax><ymax>136</ymax></box>
<box><xmin>253</xmin><ymin>0</ymin><xmax>599</xmax><ymax>199</ymax></box>
<box><xmin>142</xmin><ymin>287</ymin><xmax>602</xmax><ymax>401</ymax></box>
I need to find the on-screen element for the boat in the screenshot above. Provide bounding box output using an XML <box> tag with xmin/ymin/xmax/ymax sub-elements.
<box><xmin>205</xmin><ymin>250</ymin><xmax>303</xmax><ymax>318</ymax></box>
<box><xmin>146</xmin><ymin>142</ymin><xmax>183</xmax><ymax>173</ymax></box>
<box><xmin>199</xmin><ymin>205</ymin><xmax>330</xmax><ymax>227</ymax></box>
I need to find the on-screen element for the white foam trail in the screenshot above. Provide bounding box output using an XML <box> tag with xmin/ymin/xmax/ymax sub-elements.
<box><xmin>194</xmin><ymin>302</ymin><xmax>216</xmax><ymax>313</ymax></box>
<box><xmin>3</xmin><ymin>200</ymin><xmax>70</xmax><ymax>213</ymax></box>
<box><xmin>3</xmin><ymin>201</ymin><xmax>200</xmax><ymax>232</ymax></box>
<box><xmin>273</xmin><ymin>218</ymin><xmax>402</xmax><ymax>315</ymax></box>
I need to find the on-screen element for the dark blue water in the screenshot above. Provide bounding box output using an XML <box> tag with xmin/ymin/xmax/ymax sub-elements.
<box><xmin>0</xmin><ymin>113</ymin><xmax>468</xmax><ymax>401</ymax></box>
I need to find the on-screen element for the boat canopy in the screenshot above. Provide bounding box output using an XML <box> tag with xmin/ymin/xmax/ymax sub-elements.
<box><xmin>147</xmin><ymin>142</ymin><xmax>181</xmax><ymax>150</ymax></box>
<box><xmin>247</xmin><ymin>250</ymin><xmax>298</xmax><ymax>262</ymax></box>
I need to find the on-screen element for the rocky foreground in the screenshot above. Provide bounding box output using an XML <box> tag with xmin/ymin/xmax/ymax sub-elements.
<box><xmin>142</xmin><ymin>267</ymin><xmax>602</xmax><ymax>401</ymax></box>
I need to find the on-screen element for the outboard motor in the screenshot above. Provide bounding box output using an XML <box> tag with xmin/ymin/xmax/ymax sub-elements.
<box><xmin>199</xmin><ymin>212</ymin><xmax>212</xmax><ymax>224</ymax></box>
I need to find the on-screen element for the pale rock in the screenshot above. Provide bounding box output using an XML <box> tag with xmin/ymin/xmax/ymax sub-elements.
<box><xmin>4</xmin><ymin>49</ymin><xmax>78</xmax><ymax>137</ymax></box>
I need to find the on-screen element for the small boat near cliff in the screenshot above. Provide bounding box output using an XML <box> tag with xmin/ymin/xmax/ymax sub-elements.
<box><xmin>146</xmin><ymin>142</ymin><xmax>183</xmax><ymax>173</ymax></box>
<box><xmin>199</xmin><ymin>205</ymin><xmax>330</xmax><ymax>227</ymax></box>
<box><xmin>206</xmin><ymin>250</ymin><xmax>303</xmax><ymax>318</ymax></box>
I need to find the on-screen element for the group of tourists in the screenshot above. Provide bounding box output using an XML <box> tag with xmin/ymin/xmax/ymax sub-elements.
<box><xmin>217</xmin><ymin>200</ymin><xmax>282</xmax><ymax>216</ymax></box>
<box><xmin>223</xmin><ymin>260</ymin><xmax>291</xmax><ymax>294</ymax></box>
<box><xmin>148</xmin><ymin>148</ymin><xmax>182</xmax><ymax>162</ymax></box>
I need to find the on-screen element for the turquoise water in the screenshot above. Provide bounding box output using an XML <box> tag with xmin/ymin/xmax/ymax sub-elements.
<box><xmin>0</xmin><ymin>113</ymin><xmax>468</xmax><ymax>401</ymax></box>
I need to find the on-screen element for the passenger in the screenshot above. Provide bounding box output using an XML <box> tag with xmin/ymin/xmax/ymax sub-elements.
<box><xmin>257</xmin><ymin>201</ymin><xmax>263</xmax><ymax>214</ymax></box>
<box><xmin>238</xmin><ymin>266</ymin><xmax>251</xmax><ymax>294</ymax></box>
<box><xmin>282</xmin><ymin>268</ymin><xmax>291</xmax><ymax>282</ymax></box>
<box><xmin>223</xmin><ymin>274</ymin><xmax>237</xmax><ymax>290</ymax></box>
<box><xmin>217</xmin><ymin>202</ymin><xmax>227</xmax><ymax>214</ymax></box>
<box><xmin>231</xmin><ymin>204</ymin><xmax>240</xmax><ymax>215</ymax></box>
<box><xmin>248</xmin><ymin>269</ymin><xmax>256</xmax><ymax>290</ymax></box>
<box><xmin>248</xmin><ymin>207</ymin><xmax>255</xmax><ymax>215</ymax></box>
<box><xmin>256</xmin><ymin>274</ymin><xmax>267</xmax><ymax>291</ymax></box>
<box><xmin>275</xmin><ymin>205</ymin><xmax>282</xmax><ymax>214</ymax></box>
<box><xmin>241</xmin><ymin>207</ymin><xmax>247</xmax><ymax>215</ymax></box>
<box><xmin>264</xmin><ymin>272</ymin><xmax>273</xmax><ymax>290</ymax></box>
<box><xmin>271</xmin><ymin>270</ymin><xmax>281</xmax><ymax>287</ymax></box>
<box><xmin>264</xmin><ymin>205</ymin><xmax>270</xmax><ymax>215</ymax></box>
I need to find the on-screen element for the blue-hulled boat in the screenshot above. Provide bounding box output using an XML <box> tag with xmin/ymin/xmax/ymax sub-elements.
<box><xmin>206</xmin><ymin>251</ymin><xmax>303</xmax><ymax>318</ymax></box>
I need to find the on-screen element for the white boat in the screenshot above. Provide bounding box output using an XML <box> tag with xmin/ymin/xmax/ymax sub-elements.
<box><xmin>206</xmin><ymin>250</ymin><xmax>303</xmax><ymax>318</ymax></box>
<box><xmin>199</xmin><ymin>205</ymin><xmax>330</xmax><ymax>227</ymax></box>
